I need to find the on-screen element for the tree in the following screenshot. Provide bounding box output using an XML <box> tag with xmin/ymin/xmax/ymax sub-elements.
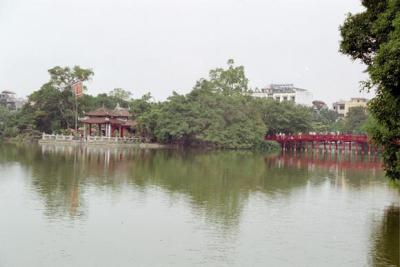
<box><xmin>109</xmin><ymin>88</ymin><xmax>132</xmax><ymax>101</ymax></box>
<box><xmin>0</xmin><ymin>107</ymin><xmax>16</xmax><ymax>137</ymax></box>
<box><xmin>26</xmin><ymin>66</ymin><xmax>94</xmax><ymax>133</ymax></box>
<box><xmin>312</xmin><ymin>100</ymin><xmax>327</xmax><ymax>111</ymax></box>
<box><xmin>340</xmin><ymin>0</ymin><xmax>400</xmax><ymax>179</ymax></box>
<box><xmin>199</xmin><ymin>59</ymin><xmax>250</xmax><ymax>96</ymax></box>
<box><xmin>259</xmin><ymin>99</ymin><xmax>313</xmax><ymax>134</ymax></box>
<box><xmin>150</xmin><ymin>61</ymin><xmax>267</xmax><ymax>148</ymax></box>
<box><xmin>343</xmin><ymin>106</ymin><xmax>368</xmax><ymax>134</ymax></box>
<box><xmin>311</xmin><ymin>108</ymin><xmax>339</xmax><ymax>133</ymax></box>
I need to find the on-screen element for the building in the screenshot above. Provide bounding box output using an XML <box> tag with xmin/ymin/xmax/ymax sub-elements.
<box><xmin>79</xmin><ymin>104</ymin><xmax>137</xmax><ymax>138</ymax></box>
<box><xmin>332</xmin><ymin>97</ymin><xmax>368</xmax><ymax>117</ymax></box>
<box><xmin>252</xmin><ymin>84</ymin><xmax>313</xmax><ymax>106</ymax></box>
<box><xmin>0</xmin><ymin>90</ymin><xmax>26</xmax><ymax>111</ymax></box>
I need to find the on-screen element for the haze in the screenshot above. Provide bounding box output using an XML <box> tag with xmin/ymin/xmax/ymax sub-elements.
<box><xmin>0</xmin><ymin>0</ymin><xmax>372</xmax><ymax>105</ymax></box>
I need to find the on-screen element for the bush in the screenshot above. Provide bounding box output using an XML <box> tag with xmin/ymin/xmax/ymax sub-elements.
<box><xmin>253</xmin><ymin>140</ymin><xmax>281</xmax><ymax>151</ymax></box>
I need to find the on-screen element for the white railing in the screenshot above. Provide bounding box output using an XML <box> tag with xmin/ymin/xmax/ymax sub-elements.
<box><xmin>41</xmin><ymin>133</ymin><xmax>141</xmax><ymax>143</ymax></box>
<box><xmin>42</xmin><ymin>134</ymin><xmax>75</xmax><ymax>141</ymax></box>
<box><xmin>86</xmin><ymin>136</ymin><xmax>140</xmax><ymax>143</ymax></box>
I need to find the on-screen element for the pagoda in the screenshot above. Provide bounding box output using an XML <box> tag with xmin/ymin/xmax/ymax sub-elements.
<box><xmin>80</xmin><ymin>104</ymin><xmax>137</xmax><ymax>138</ymax></box>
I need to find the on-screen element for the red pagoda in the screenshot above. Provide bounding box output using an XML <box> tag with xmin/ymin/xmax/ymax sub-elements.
<box><xmin>80</xmin><ymin>104</ymin><xmax>137</xmax><ymax>138</ymax></box>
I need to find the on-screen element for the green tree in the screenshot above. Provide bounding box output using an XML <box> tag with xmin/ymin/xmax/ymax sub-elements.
<box><xmin>0</xmin><ymin>107</ymin><xmax>16</xmax><ymax>137</ymax></box>
<box><xmin>340</xmin><ymin>0</ymin><xmax>400</xmax><ymax>179</ymax></box>
<box><xmin>201</xmin><ymin>59</ymin><xmax>250</xmax><ymax>96</ymax></box>
<box><xmin>259</xmin><ymin>99</ymin><xmax>313</xmax><ymax>134</ymax></box>
<box><xmin>311</xmin><ymin>108</ymin><xmax>339</xmax><ymax>132</ymax></box>
<box><xmin>26</xmin><ymin>66</ymin><xmax>94</xmax><ymax>133</ymax></box>
<box><xmin>151</xmin><ymin>61</ymin><xmax>267</xmax><ymax>148</ymax></box>
<box><xmin>109</xmin><ymin>88</ymin><xmax>132</xmax><ymax>101</ymax></box>
<box><xmin>343</xmin><ymin>106</ymin><xmax>369</xmax><ymax>134</ymax></box>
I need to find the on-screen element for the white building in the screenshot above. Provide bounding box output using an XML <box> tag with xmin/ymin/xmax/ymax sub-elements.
<box><xmin>252</xmin><ymin>84</ymin><xmax>313</xmax><ymax>106</ymax></box>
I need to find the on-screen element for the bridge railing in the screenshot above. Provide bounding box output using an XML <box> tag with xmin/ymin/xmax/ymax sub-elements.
<box><xmin>265</xmin><ymin>134</ymin><xmax>369</xmax><ymax>143</ymax></box>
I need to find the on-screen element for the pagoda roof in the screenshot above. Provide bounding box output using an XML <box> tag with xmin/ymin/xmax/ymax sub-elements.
<box><xmin>85</xmin><ymin>104</ymin><xmax>130</xmax><ymax>117</ymax></box>
<box><xmin>80</xmin><ymin>117</ymin><xmax>137</xmax><ymax>127</ymax></box>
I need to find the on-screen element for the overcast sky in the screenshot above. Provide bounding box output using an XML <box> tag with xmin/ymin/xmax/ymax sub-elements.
<box><xmin>0</xmin><ymin>0</ymin><xmax>372</xmax><ymax>105</ymax></box>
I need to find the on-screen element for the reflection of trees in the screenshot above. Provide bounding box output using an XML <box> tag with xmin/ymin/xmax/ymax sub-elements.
<box><xmin>369</xmin><ymin>205</ymin><xmax>399</xmax><ymax>267</ymax></box>
<box><xmin>0</xmin><ymin>144</ymin><xmax>86</xmax><ymax>218</ymax></box>
<box><xmin>0</xmin><ymin>144</ymin><xmax>387</xmax><ymax>226</ymax></box>
<box><xmin>127</xmin><ymin>150</ymin><xmax>313</xmax><ymax>226</ymax></box>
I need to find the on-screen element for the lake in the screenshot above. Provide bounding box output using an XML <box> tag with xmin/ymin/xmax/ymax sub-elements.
<box><xmin>0</xmin><ymin>144</ymin><xmax>398</xmax><ymax>267</ymax></box>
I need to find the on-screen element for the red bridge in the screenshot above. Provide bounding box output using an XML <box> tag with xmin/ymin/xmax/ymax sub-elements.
<box><xmin>265</xmin><ymin>134</ymin><xmax>377</xmax><ymax>153</ymax></box>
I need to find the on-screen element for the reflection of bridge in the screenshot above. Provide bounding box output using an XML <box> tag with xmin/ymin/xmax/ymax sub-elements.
<box><xmin>266</xmin><ymin>134</ymin><xmax>378</xmax><ymax>153</ymax></box>
<box><xmin>267</xmin><ymin>153</ymin><xmax>382</xmax><ymax>170</ymax></box>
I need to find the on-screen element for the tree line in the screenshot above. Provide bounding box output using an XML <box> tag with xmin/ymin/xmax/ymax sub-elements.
<box><xmin>1</xmin><ymin>61</ymin><xmax>369</xmax><ymax>151</ymax></box>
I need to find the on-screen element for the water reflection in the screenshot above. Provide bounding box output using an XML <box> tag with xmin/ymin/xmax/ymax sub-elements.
<box><xmin>0</xmin><ymin>144</ymin><xmax>386</xmax><ymax>222</ymax></box>
<box><xmin>369</xmin><ymin>205</ymin><xmax>400</xmax><ymax>267</ymax></box>
<box><xmin>0</xmin><ymin>144</ymin><xmax>398</xmax><ymax>266</ymax></box>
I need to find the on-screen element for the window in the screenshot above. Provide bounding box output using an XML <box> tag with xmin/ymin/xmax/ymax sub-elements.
<box><xmin>276</xmin><ymin>97</ymin><xmax>280</xmax><ymax>101</ymax></box>
<box><xmin>340</xmin><ymin>104</ymin><xmax>345</xmax><ymax>110</ymax></box>
<box><xmin>291</xmin><ymin>96</ymin><xmax>295</xmax><ymax>101</ymax></box>
<box><xmin>283</xmin><ymin>96</ymin><xmax>288</xmax><ymax>101</ymax></box>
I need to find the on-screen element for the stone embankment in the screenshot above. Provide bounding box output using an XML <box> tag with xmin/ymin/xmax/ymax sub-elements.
<box><xmin>39</xmin><ymin>134</ymin><xmax>167</xmax><ymax>149</ymax></box>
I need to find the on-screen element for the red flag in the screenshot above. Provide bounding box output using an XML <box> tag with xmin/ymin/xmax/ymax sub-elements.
<box><xmin>71</xmin><ymin>81</ymin><xmax>83</xmax><ymax>97</ymax></box>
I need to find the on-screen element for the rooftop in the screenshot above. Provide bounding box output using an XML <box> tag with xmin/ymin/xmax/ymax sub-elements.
<box><xmin>1</xmin><ymin>90</ymin><xmax>16</xmax><ymax>95</ymax></box>
<box><xmin>86</xmin><ymin>104</ymin><xmax>130</xmax><ymax>117</ymax></box>
<box><xmin>255</xmin><ymin>83</ymin><xmax>308</xmax><ymax>94</ymax></box>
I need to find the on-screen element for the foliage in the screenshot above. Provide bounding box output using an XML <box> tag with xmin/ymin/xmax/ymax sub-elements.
<box><xmin>1</xmin><ymin>61</ymin><xmax>347</xmax><ymax>151</ymax></box>
<box><xmin>253</xmin><ymin>140</ymin><xmax>281</xmax><ymax>151</ymax></box>
<box><xmin>340</xmin><ymin>0</ymin><xmax>400</xmax><ymax>179</ymax></box>
<box><xmin>312</xmin><ymin>108</ymin><xmax>340</xmax><ymax>132</ymax></box>
<box><xmin>109</xmin><ymin>88</ymin><xmax>132</xmax><ymax>101</ymax></box>
<box><xmin>20</xmin><ymin>66</ymin><xmax>94</xmax><ymax>133</ymax></box>
<box><xmin>0</xmin><ymin>107</ymin><xmax>16</xmax><ymax>137</ymax></box>
<box><xmin>258</xmin><ymin>99</ymin><xmax>314</xmax><ymax>134</ymax></box>
<box><xmin>206</xmin><ymin>59</ymin><xmax>250</xmax><ymax>96</ymax></box>
<box><xmin>142</xmin><ymin>61</ymin><xmax>260</xmax><ymax>148</ymax></box>
<box><xmin>343</xmin><ymin>106</ymin><xmax>369</xmax><ymax>134</ymax></box>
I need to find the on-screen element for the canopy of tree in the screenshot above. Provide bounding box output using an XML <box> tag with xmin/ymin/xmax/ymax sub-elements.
<box><xmin>340</xmin><ymin>0</ymin><xmax>400</xmax><ymax>179</ymax></box>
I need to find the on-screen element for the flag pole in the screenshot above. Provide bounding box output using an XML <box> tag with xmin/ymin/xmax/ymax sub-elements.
<box><xmin>75</xmin><ymin>89</ymin><xmax>78</xmax><ymax>134</ymax></box>
<box><xmin>71</xmin><ymin>80</ymin><xmax>81</xmax><ymax>135</ymax></box>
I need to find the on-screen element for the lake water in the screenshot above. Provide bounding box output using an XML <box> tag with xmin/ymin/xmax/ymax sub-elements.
<box><xmin>0</xmin><ymin>144</ymin><xmax>398</xmax><ymax>267</ymax></box>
